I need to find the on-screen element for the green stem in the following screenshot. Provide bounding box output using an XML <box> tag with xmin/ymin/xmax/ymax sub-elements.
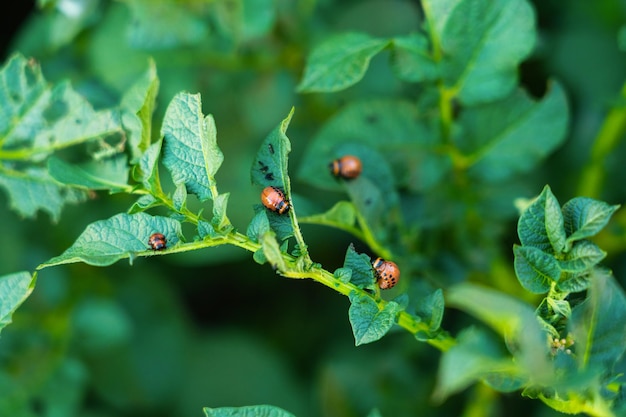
<box><xmin>577</xmin><ymin>81</ymin><xmax>626</xmax><ymax>198</ymax></box>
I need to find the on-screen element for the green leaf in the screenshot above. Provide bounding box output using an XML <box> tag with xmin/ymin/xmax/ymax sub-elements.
<box><xmin>459</xmin><ymin>84</ymin><xmax>569</xmax><ymax>183</ymax></box>
<box><xmin>137</xmin><ymin>139</ymin><xmax>163</xmax><ymax>192</ymax></box>
<box><xmin>517</xmin><ymin>185</ymin><xmax>567</xmax><ymax>254</ymax></box>
<box><xmin>299</xmin><ymin>201</ymin><xmax>357</xmax><ymax>230</ymax></box>
<box><xmin>259</xmin><ymin>229</ymin><xmax>286</xmax><ymax>272</ymax></box>
<box><xmin>556</xmin><ymin>271</ymin><xmax>592</xmax><ymax>294</ymax></box>
<box><xmin>297</xmin><ymin>99</ymin><xmax>445</xmax><ymax>193</ymax></box>
<box><xmin>348</xmin><ymin>292</ymin><xmax>401</xmax><ymax>346</ymax></box>
<box><xmin>241</xmin><ymin>0</ymin><xmax>277</xmax><ymax>41</ymax></box>
<box><xmin>390</xmin><ymin>32</ymin><xmax>439</xmax><ymax>83</ymax></box>
<box><xmin>513</xmin><ymin>245</ymin><xmax>560</xmax><ymax>294</ymax></box>
<box><xmin>434</xmin><ymin>327</ymin><xmax>520</xmax><ymax>402</ymax></box>
<box><xmin>416</xmin><ymin>288</ymin><xmax>445</xmax><ymax>334</ymax></box>
<box><xmin>570</xmin><ymin>270</ymin><xmax>626</xmax><ymax>370</ymax></box>
<box><xmin>203</xmin><ymin>405</ymin><xmax>296</xmax><ymax>417</ymax></box>
<box><xmin>246</xmin><ymin>210</ymin><xmax>271</xmax><ymax>243</ymax></box>
<box><xmin>562</xmin><ymin>197</ymin><xmax>620</xmax><ymax>246</ymax></box>
<box><xmin>297</xmin><ymin>32</ymin><xmax>389</xmax><ymax>93</ymax></box>
<box><xmin>39</xmin><ymin>212</ymin><xmax>183</xmax><ymax>267</ymax></box>
<box><xmin>161</xmin><ymin>92</ymin><xmax>224</xmax><ymax>202</ymax></box>
<box><xmin>558</xmin><ymin>240</ymin><xmax>606</xmax><ymax>273</ymax></box>
<box><xmin>120</xmin><ymin>59</ymin><xmax>159</xmax><ymax>163</ymax></box>
<box><xmin>0</xmin><ymin>167</ymin><xmax>87</xmax><ymax>222</ymax></box>
<box><xmin>434</xmin><ymin>0</ymin><xmax>536</xmax><ymax>104</ymax></box>
<box><xmin>212</xmin><ymin>192</ymin><xmax>232</xmax><ymax>233</ymax></box>
<box><xmin>0</xmin><ymin>271</ymin><xmax>37</xmax><ymax>334</ymax></box>
<box><xmin>342</xmin><ymin>244</ymin><xmax>376</xmax><ymax>290</ymax></box>
<box><xmin>446</xmin><ymin>282</ymin><xmax>554</xmax><ymax>386</ymax></box>
<box><xmin>48</xmin><ymin>155</ymin><xmax>130</xmax><ymax>192</ymax></box>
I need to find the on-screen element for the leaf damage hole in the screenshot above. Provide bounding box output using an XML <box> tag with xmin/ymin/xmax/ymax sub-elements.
<box><xmin>268</xmin><ymin>144</ymin><xmax>275</xmax><ymax>154</ymax></box>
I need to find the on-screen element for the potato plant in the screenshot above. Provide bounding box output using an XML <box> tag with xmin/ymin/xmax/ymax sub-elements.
<box><xmin>2</xmin><ymin>1</ymin><xmax>626</xmax><ymax>416</ymax></box>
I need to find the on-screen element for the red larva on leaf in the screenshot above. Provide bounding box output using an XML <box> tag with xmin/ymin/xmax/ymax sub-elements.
<box><xmin>372</xmin><ymin>257</ymin><xmax>400</xmax><ymax>289</ymax></box>
<box><xmin>329</xmin><ymin>155</ymin><xmax>362</xmax><ymax>180</ymax></box>
<box><xmin>261</xmin><ymin>186</ymin><xmax>290</xmax><ymax>215</ymax></box>
<box><xmin>148</xmin><ymin>232</ymin><xmax>167</xmax><ymax>251</ymax></box>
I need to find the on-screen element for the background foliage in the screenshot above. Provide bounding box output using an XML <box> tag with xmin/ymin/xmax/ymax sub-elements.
<box><xmin>2</xmin><ymin>1</ymin><xmax>626</xmax><ymax>417</ymax></box>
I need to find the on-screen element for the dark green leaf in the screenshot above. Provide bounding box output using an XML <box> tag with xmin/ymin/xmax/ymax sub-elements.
<box><xmin>251</xmin><ymin>107</ymin><xmax>293</xmax><ymax>190</ymax></box>
<box><xmin>246</xmin><ymin>210</ymin><xmax>271</xmax><ymax>242</ymax></box>
<box><xmin>570</xmin><ymin>270</ymin><xmax>626</xmax><ymax>370</ymax></box>
<box><xmin>162</xmin><ymin>92</ymin><xmax>224</xmax><ymax>201</ymax></box>
<box><xmin>342</xmin><ymin>243</ymin><xmax>376</xmax><ymax>290</ymax></box>
<box><xmin>333</xmin><ymin>267</ymin><xmax>352</xmax><ymax>284</ymax></box>
<box><xmin>0</xmin><ymin>271</ymin><xmax>37</xmax><ymax>334</ymax></box>
<box><xmin>557</xmin><ymin>272</ymin><xmax>592</xmax><ymax>293</ymax></box>
<box><xmin>39</xmin><ymin>212</ymin><xmax>183</xmax><ymax>267</ymax></box>
<box><xmin>297</xmin><ymin>32</ymin><xmax>389</xmax><ymax>93</ymax></box>
<box><xmin>513</xmin><ymin>245</ymin><xmax>560</xmax><ymax>294</ymax></box>
<box><xmin>348</xmin><ymin>292</ymin><xmax>401</xmax><ymax>346</ymax></box>
<box><xmin>433</xmin><ymin>0</ymin><xmax>536</xmax><ymax>104</ymax></box>
<box><xmin>390</xmin><ymin>33</ymin><xmax>438</xmax><ymax>82</ymax></box>
<box><xmin>204</xmin><ymin>404</ymin><xmax>296</xmax><ymax>417</ymax></box>
<box><xmin>558</xmin><ymin>240</ymin><xmax>606</xmax><ymax>273</ymax></box>
<box><xmin>460</xmin><ymin>84</ymin><xmax>569</xmax><ymax>183</ymax></box>
<box><xmin>48</xmin><ymin>155</ymin><xmax>130</xmax><ymax>192</ymax></box>
<box><xmin>517</xmin><ymin>185</ymin><xmax>566</xmax><ymax>253</ymax></box>
<box><xmin>297</xmin><ymin>99</ymin><xmax>445</xmax><ymax>193</ymax></box>
<box><xmin>562</xmin><ymin>197</ymin><xmax>620</xmax><ymax>246</ymax></box>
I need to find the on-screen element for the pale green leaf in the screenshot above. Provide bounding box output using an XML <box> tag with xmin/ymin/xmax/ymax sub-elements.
<box><xmin>0</xmin><ymin>271</ymin><xmax>37</xmax><ymax>334</ymax></box>
<box><xmin>39</xmin><ymin>212</ymin><xmax>183</xmax><ymax>267</ymax></box>
<box><xmin>204</xmin><ymin>404</ymin><xmax>296</xmax><ymax>417</ymax></box>
<box><xmin>297</xmin><ymin>32</ymin><xmax>389</xmax><ymax>93</ymax></box>
<box><xmin>120</xmin><ymin>58</ymin><xmax>159</xmax><ymax>163</ymax></box>
<box><xmin>48</xmin><ymin>155</ymin><xmax>130</xmax><ymax>192</ymax></box>
<box><xmin>0</xmin><ymin>167</ymin><xmax>87</xmax><ymax>222</ymax></box>
<box><xmin>259</xmin><ymin>229</ymin><xmax>286</xmax><ymax>272</ymax></box>
<box><xmin>161</xmin><ymin>92</ymin><xmax>224</xmax><ymax>201</ymax></box>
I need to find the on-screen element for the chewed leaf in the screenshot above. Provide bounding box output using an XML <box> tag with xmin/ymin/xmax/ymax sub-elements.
<box><xmin>251</xmin><ymin>107</ymin><xmax>294</xmax><ymax>190</ymax></box>
<box><xmin>0</xmin><ymin>167</ymin><xmax>87</xmax><ymax>222</ymax></box>
<box><xmin>297</xmin><ymin>32</ymin><xmax>389</xmax><ymax>93</ymax></box>
<box><xmin>348</xmin><ymin>292</ymin><xmax>401</xmax><ymax>346</ymax></box>
<box><xmin>162</xmin><ymin>92</ymin><xmax>224</xmax><ymax>201</ymax></box>
<box><xmin>39</xmin><ymin>213</ymin><xmax>183</xmax><ymax>267</ymax></box>
<box><xmin>0</xmin><ymin>271</ymin><xmax>37</xmax><ymax>335</ymax></box>
<box><xmin>203</xmin><ymin>405</ymin><xmax>296</xmax><ymax>417</ymax></box>
<box><xmin>0</xmin><ymin>53</ymin><xmax>122</xmax><ymax>154</ymax></box>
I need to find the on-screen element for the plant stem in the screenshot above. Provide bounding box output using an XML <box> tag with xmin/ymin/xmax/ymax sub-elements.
<box><xmin>577</xmin><ymin>80</ymin><xmax>626</xmax><ymax>198</ymax></box>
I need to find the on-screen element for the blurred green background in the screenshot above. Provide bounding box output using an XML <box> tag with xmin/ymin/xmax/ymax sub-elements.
<box><xmin>1</xmin><ymin>1</ymin><xmax>626</xmax><ymax>416</ymax></box>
